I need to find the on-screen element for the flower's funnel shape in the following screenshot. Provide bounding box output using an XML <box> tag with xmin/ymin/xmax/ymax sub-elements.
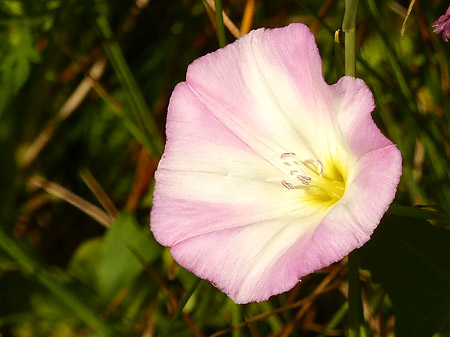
<box><xmin>150</xmin><ymin>23</ymin><xmax>402</xmax><ymax>304</ymax></box>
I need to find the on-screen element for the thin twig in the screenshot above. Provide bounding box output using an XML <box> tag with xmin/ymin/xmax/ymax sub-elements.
<box><xmin>57</xmin><ymin>43</ymin><xmax>124</xmax><ymax>113</ymax></box>
<box><xmin>20</xmin><ymin>58</ymin><xmax>107</xmax><ymax>169</ymax></box>
<box><xmin>240</xmin><ymin>0</ymin><xmax>255</xmax><ymax>35</ymax></box>
<box><xmin>80</xmin><ymin>169</ymin><xmax>119</xmax><ymax>218</ymax></box>
<box><xmin>401</xmin><ymin>0</ymin><xmax>416</xmax><ymax>36</ymax></box>
<box><xmin>277</xmin><ymin>266</ymin><xmax>343</xmax><ymax>337</ymax></box>
<box><xmin>29</xmin><ymin>175</ymin><xmax>114</xmax><ymax>227</ymax></box>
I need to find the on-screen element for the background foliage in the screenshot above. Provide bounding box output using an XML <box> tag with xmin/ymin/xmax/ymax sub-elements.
<box><xmin>1</xmin><ymin>0</ymin><xmax>450</xmax><ymax>336</ymax></box>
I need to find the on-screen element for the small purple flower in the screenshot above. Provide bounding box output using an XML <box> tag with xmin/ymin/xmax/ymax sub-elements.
<box><xmin>433</xmin><ymin>6</ymin><xmax>450</xmax><ymax>41</ymax></box>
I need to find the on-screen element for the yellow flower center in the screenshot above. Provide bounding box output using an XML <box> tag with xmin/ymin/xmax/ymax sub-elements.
<box><xmin>272</xmin><ymin>152</ymin><xmax>346</xmax><ymax>206</ymax></box>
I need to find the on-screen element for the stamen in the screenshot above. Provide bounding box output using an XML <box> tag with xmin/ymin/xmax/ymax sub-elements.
<box><xmin>280</xmin><ymin>152</ymin><xmax>296</xmax><ymax>159</ymax></box>
<box><xmin>297</xmin><ymin>175</ymin><xmax>311</xmax><ymax>185</ymax></box>
<box><xmin>316</xmin><ymin>160</ymin><xmax>323</xmax><ymax>175</ymax></box>
<box><xmin>275</xmin><ymin>152</ymin><xmax>344</xmax><ymax>201</ymax></box>
<box><xmin>281</xmin><ymin>180</ymin><xmax>294</xmax><ymax>190</ymax></box>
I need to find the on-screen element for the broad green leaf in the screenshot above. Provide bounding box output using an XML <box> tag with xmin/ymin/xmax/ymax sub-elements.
<box><xmin>360</xmin><ymin>216</ymin><xmax>450</xmax><ymax>337</ymax></box>
<box><xmin>99</xmin><ymin>212</ymin><xmax>161</xmax><ymax>300</ymax></box>
<box><xmin>67</xmin><ymin>237</ymin><xmax>103</xmax><ymax>288</ymax></box>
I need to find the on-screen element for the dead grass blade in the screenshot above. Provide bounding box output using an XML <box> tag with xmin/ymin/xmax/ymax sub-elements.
<box><xmin>29</xmin><ymin>175</ymin><xmax>114</xmax><ymax>227</ymax></box>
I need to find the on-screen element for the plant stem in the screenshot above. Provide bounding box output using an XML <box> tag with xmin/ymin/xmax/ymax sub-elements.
<box><xmin>343</xmin><ymin>1</ymin><xmax>366</xmax><ymax>337</ymax></box>
<box><xmin>343</xmin><ymin>0</ymin><xmax>359</xmax><ymax>77</ymax></box>
<box><xmin>214</xmin><ymin>0</ymin><xmax>227</xmax><ymax>47</ymax></box>
<box><xmin>230</xmin><ymin>301</ymin><xmax>242</xmax><ymax>337</ymax></box>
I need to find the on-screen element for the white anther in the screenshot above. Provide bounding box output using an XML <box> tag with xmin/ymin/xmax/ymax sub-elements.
<box><xmin>316</xmin><ymin>160</ymin><xmax>323</xmax><ymax>175</ymax></box>
<box><xmin>297</xmin><ymin>175</ymin><xmax>311</xmax><ymax>185</ymax></box>
<box><xmin>281</xmin><ymin>180</ymin><xmax>294</xmax><ymax>190</ymax></box>
<box><xmin>280</xmin><ymin>152</ymin><xmax>296</xmax><ymax>159</ymax></box>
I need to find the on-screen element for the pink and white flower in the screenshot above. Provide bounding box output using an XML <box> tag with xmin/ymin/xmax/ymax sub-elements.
<box><xmin>150</xmin><ymin>23</ymin><xmax>402</xmax><ymax>304</ymax></box>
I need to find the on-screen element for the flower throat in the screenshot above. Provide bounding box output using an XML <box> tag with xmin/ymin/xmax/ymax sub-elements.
<box><xmin>275</xmin><ymin>152</ymin><xmax>346</xmax><ymax>204</ymax></box>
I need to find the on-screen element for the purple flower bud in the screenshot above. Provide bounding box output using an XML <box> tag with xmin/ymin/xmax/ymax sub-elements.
<box><xmin>433</xmin><ymin>6</ymin><xmax>450</xmax><ymax>41</ymax></box>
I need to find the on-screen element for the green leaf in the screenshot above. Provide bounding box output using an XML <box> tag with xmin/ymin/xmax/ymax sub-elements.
<box><xmin>360</xmin><ymin>216</ymin><xmax>450</xmax><ymax>337</ymax></box>
<box><xmin>99</xmin><ymin>212</ymin><xmax>161</xmax><ymax>300</ymax></box>
<box><xmin>68</xmin><ymin>237</ymin><xmax>103</xmax><ymax>288</ymax></box>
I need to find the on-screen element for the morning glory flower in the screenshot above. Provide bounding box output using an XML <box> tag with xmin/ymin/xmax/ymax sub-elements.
<box><xmin>433</xmin><ymin>6</ymin><xmax>450</xmax><ymax>41</ymax></box>
<box><xmin>150</xmin><ymin>23</ymin><xmax>402</xmax><ymax>304</ymax></box>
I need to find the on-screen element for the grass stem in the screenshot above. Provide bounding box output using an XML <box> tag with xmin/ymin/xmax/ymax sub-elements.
<box><xmin>214</xmin><ymin>0</ymin><xmax>227</xmax><ymax>47</ymax></box>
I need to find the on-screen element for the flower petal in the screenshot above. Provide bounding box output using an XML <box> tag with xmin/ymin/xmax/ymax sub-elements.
<box><xmin>166</xmin><ymin>145</ymin><xmax>401</xmax><ymax>304</ymax></box>
<box><xmin>298</xmin><ymin>145</ymin><xmax>402</xmax><ymax>271</ymax></box>
<box><xmin>151</xmin><ymin>81</ymin><xmax>316</xmax><ymax>247</ymax></box>
<box><xmin>186</xmin><ymin>24</ymin><xmax>341</xmax><ymax>161</ymax></box>
<box><xmin>170</xmin><ymin>210</ymin><xmax>326</xmax><ymax>303</ymax></box>
<box><xmin>155</xmin><ymin>82</ymin><xmax>279</xmax><ymax>203</ymax></box>
<box><xmin>332</xmin><ymin>76</ymin><xmax>392</xmax><ymax>157</ymax></box>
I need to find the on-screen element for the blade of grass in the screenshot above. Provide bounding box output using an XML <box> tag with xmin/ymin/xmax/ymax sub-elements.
<box><xmin>318</xmin><ymin>303</ymin><xmax>348</xmax><ymax>337</ymax></box>
<box><xmin>80</xmin><ymin>169</ymin><xmax>119</xmax><ymax>218</ymax></box>
<box><xmin>30</xmin><ymin>175</ymin><xmax>114</xmax><ymax>228</ymax></box>
<box><xmin>163</xmin><ymin>277</ymin><xmax>202</xmax><ymax>337</ymax></box>
<box><xmin>401</xmin><ymin>0</ymin><xmax>416</xmax><ymax>36</ymax></box>
<box><xmin>388</xmin><ymin>204</ymin><xmax>450</xmax><ymax>222</ymax></box>
<box><xmin>254</xmin><ymin>301</ymin><xmax>284</xmax><ymax>332</ymax></box>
